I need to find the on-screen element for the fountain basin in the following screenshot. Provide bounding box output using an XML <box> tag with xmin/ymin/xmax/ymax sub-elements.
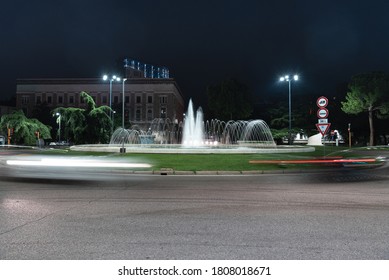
<box><xmin>71</xmin><ymin>144</ymin><xmax>314</xmax><ymax>154</ymax></box>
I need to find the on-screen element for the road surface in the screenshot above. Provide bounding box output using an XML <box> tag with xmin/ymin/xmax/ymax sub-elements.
<box><xmin>1</xmin><ymin>164</ymin><xmax>388</xmax><ymax>259</ymax></box>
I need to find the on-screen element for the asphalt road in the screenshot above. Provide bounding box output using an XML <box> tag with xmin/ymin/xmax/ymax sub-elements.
<box><xmin>1</xmin><ymin>165</ymin><xmax>389</xmax><ymax>260</ymax></box>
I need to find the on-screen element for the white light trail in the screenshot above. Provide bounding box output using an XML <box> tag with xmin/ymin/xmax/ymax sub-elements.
<box><xmin>6</xmin><ymin>158</ymin><xmax>152</xmax><ymax>168</ymax></box>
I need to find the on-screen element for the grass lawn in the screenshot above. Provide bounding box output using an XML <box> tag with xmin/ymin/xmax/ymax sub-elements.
<box><xmin>33</xmin><ymin>145</ymin><xmax>384</xmax><ymax>172</ymax></box>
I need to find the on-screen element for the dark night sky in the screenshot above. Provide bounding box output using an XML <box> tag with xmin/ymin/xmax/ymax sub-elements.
<box><xmin>1</xmin><ymin>0</ymin><xmax>389</xmax><ymax>106</ymax></box>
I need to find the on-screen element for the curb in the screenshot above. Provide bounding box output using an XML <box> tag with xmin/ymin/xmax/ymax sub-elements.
<box><xmin>117</xmin><ymin>163</ymin><xmax>385</xmax><ymax>176</ymax></box>
<box><xmin>153</xmin><ymin>166</ymin><xmax>381</xmax><ymax>175</ymax></box>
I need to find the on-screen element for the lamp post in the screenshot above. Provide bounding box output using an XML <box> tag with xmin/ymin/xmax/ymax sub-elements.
<box><xmin>55</xmin><ymin>112</ymin><xmax>61</xmax><ymax>143</ymax></box>
<box><xmin>348</xmin><ymin>123</ymin><xmax>351</xmax><ymax>148</ymax></box>
<box><xmin>120</xmin><ymin>78</ymin><xmax>128</xmax><ymax>153</ymax></box>
<box><xmin>103</xmin><ymin>74</ymin><xmax>121</xmax><ymax>134</ymax></box>
<box><xmin>280</xmin><ymin>74</ymin><xmax>298</xmax><ymax>145</ymax></box>
<box><xmin>122</xmin><ymin>78</ymin><xmax>127</xmax><ymax>130</ymax></box>
<box><xmin>112</xmin><ymin>110</ymin><xmax>116</xmax><ymax>131</ymax></box>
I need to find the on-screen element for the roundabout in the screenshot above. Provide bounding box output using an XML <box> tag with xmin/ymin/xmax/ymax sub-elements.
<box><xmin>71</xmin><ymin>99</ymin><xmax>315</xmax><ymax>154</ymax></box>
<box><xmin>70</xmin><ymin>144</ymin><xmax>315</xmax><ymax>154</ymax></box>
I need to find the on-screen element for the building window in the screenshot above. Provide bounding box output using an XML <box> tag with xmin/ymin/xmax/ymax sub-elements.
<box><xmin>36</xmin><ymin>96</ymin><xmax>42</xmax><ymax>104</ymax></box>
<box><xmin>102</xmin><ymin>96</ymin><xmax>107</xmax><ymax>104</ymax></box>
<box><xmin>47</xmin><ymin>96</ymin><xmax>52</xmax><ymax>104</ymax></box>
<box><xmin>21</xmin><ymin>96</ymin><xmax>29</xmax><ymax>105</ymax></box>
<box><xmin>160</xmin><ymin>96</ymin><xmax>167</xmax><ymax>104</ymax></box>
<box><xmin>136</xmin><ymin>95</ymin><xmax>141</xmax><ymax>103</ymax></box>
<box><xmin>160</xmin><ymin>107</ymin><xmax>167</xmax><ymax>118</ymax></box>
<box><xmin>147</xmin><ymin>108</ymin><xmax>153</xmax><ymax>121</ymax></box>
<box><xmin>125</xmin><ymin>96</ymin><xmax>130</xmax><ymax>103</ymax></box>
<box><xmin>147</xmin><ymin>96</ymin><xmax>153</xmax><ymax>103</ymax></box>
<box><xmin>80</xmin><ymin>96</ymin><xmax>84</xmax><ymax>103</ymax></box>
<box><xmin>58</xmin><ymin>96</ymin><xmax>63</xmax><ymax>104</ymax></box>
<box><xmin>114</xmin><ymin>96</ymin><xmax>119</xmax><ymax>104</ymax></box>
<box><xmin>69</xmin><ymin>96</ymin><xmax>74</xmax><ymax>104</ymax></box>
<box><xmin>135</xmin><ymin>108</ymin><xmax>141</xmax><ymax>121</ymax></box>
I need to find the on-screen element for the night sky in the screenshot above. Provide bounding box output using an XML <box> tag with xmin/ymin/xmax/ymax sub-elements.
<box><xmin>2</xmin><ymin>0</ymin><xmax>389</xmax><ymax>106</ymax></box>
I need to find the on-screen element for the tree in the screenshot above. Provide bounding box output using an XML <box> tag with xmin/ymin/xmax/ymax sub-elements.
<box><xmin>53</xmin><ymin>91</ymin><xmax>112</xmax><ymax>144</ymax></box>
<box><xmin>341</xmin><ymin>72</ymin><xmax>389</xmax><ymax>146</ymax></box>
<box><xmin>266</xmin><ymin>96</ymin><xmax>316</xmax><ymax>144</ymax></box>
<box><xmin>53</xmin><ymin>107</ymin><xmax>85</xmax><ymax>144</ymax></box>
<box><xmin>31</xmin><ymin>101</ymin><xmax>58</xmax><ymax>140</ymax></box>
<box><xmin>0</xmin><ymin>110</ymin><xmax>51</xmax><ymax>145</ymax></box>
<box><xmin>206</xmin><ymin>79</ymin><xmax>253</xmax><ymax>121</ymax></box>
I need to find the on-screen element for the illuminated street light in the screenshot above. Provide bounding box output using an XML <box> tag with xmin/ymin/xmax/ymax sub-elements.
<box><xmin>103</xmin><ymin>74</ymin><xmax>121</xmax><ymax>134</ymax></box>
<box><xmin>279</xmin><ymin>74</ymin><xmax>299</xmax><ymax>145</ymax></box>
<box><xmin>55</xmin><ymin>112</ymin><xmax>61</xmax><ymax>143</ymax></box>
<box><xmin>112</xmin><ymin>110</ymin><xmax>116</xmax><ymax>131</ymax></box>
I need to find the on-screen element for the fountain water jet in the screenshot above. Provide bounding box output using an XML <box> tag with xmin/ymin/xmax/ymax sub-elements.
<box><xmin>108</xmin><ymin>99</ymin><xmax>277</xmax><ymax>148</ymax></box>
<box><xmin>182</xmin><ymin>99</ymin><xmax>204</xmax><ymax>147</ymax></box>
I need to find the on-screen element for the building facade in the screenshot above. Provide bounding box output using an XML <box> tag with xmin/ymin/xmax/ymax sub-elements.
<box><xmin>16</xmin><ymin>76</ymin><xmax>185</xmax><ymax>130</ymax></box>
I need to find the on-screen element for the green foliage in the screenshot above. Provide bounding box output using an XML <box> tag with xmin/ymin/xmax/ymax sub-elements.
<box><xmin>86</xmin><ymin>104</ymin><xmax>112</xmax><ymax>144</ymax></box>
<box><xmin>53</xmin><ymin>107</ymin><xmax>86</xmax><ymax>144</ymax></box>
<box><xmin>268</xmin><ymin>100</ymin><xmax>314</xmax><ymax>136</ymax></box>
<box><xmin>342</xmin><ymin>72</ymin><xmax>389</xmax><ymax>115</ymax></box>
<box><xmin>53</xmin><ymin>91</ymin><xmax>112</xmax><ymax>144</ymax></box>
<box><xmin>341</xmin><ymin>88</ymin><xmax>366</xmax><ymax>114</ymax></box>
<box><xmin>207</xmin><ymin>79</ymin><xmax>253</xmax><ymax>120</ymax></box>
<box><xmin>268</xmin><ymin>104</ymin><xmax>288</xmax><ymax>129</ymax></box>
<box><xmin>341</xmin><ymin>71</ymin><xmax>389</xmax><ymax>145</ymax></box>
<box><xmin>270</xmin><ymin>128</ymin><xmax>288</xmax><ymax>142</ymax></box>
<box><xmin>0</xmin><ymin>110</ymin><xmax>51</xmax><ymax>145</ymax></box>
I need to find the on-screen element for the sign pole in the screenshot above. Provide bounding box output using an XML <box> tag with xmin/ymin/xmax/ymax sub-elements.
<box><xmin>348</xmin><ymin>123</ymin><xmax>351</xmax><ymax>148</ymax></box>
<box><xmin>316</xmin><ymin>96</ymin><xmax>330</xmax><ymax>157</ymax></box>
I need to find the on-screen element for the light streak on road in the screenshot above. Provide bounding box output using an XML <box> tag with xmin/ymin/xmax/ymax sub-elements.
<box><xmin>6</xmin><ymin>157</ymin><xmax>152</xmax><ymax>168</ymax></box>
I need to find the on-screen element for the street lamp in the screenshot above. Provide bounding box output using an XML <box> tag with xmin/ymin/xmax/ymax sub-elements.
<box><xmin>348</xmin><ymin>123</ymin><xmax>352</xmax><ymax>148</ymax></box>
<box><xmin>122</xmin><ymin>78</ymin><xmax>127</xmax><ymax>130</ymax></box>
<box><xmin>279</xmin><ymin>74</ymin><xmax>298</xmax><ymax>145</ymax></box>
<box><xmin>103</xmin><ymin>74</ymin><xmax>121</xmax><ymax>134</ymax></box>
<box><xmin>55</xmin><ymin>112</ymin><xmax>61</xmax><ymax>143</ymax></box>
<box><xmin>120</xmin><ymin>78</ymin><xmax>128</xmax><ymax>153</ymax></box>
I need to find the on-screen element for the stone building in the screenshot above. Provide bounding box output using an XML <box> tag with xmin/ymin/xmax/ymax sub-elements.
<box><xmin>16</xmin><ymin>71</ymin><xmax>185</xmax><ymax>131</ymax></box>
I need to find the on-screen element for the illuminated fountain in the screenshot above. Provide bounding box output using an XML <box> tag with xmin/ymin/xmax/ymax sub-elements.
<box><xmin>205</xmin><ymin>119</ymin><xmax>276</xmax><ymax>147</ymax></box>
<box><xmin>181</xmin><ymin>99</ymin><xmax>276</xmax><ymax>148</ymax></box>
<box><xmin>108</xmin><ymin>99</ymin><xmax>276</xmax><ymax>147</ymax></box>
<box><xmin>182</xmin><ymin>99</ymin><xmax>204</xmax><ymax>147</ymax></box>
<box><xmin>71</xmin><ymin>99</ymin><xmax>315</xmax><ymax>153</ymax></box>
<box><xmin>109</xmin><ymin>118</ymin><xmax>177</xmax><ymax>146</ymax></box>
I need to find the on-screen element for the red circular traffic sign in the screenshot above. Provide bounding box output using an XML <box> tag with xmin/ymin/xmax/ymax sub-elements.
<box><xmin>317</xmin><ymin>96</ymin><xmax>329</xmax><ymax>108</ymax></box>
<box><xmin>317</xmin><ymin>108</ymin><xmax>329</xmax><ymax>118</ymax></box>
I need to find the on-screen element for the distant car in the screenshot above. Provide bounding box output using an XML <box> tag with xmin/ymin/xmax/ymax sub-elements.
<box><xmin>49</xmin><ymin>141</ymin><xmax>70</xmax><ymax>146</ymax></box>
